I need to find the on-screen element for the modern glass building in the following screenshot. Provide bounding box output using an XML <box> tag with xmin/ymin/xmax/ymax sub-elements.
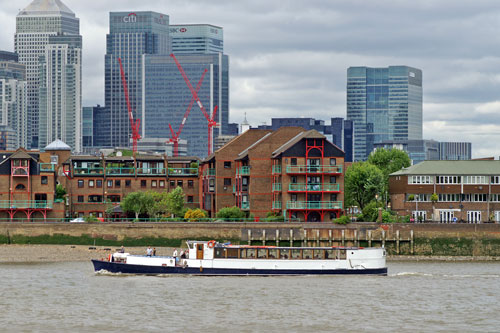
<box><xmin>170</xmin><ymin>24</ymin><xmax>223</xmax><ymax>54</ymax></box>
<box><xmin>38</xmin><ymin>35</ymin><xmax>82</xmax><ymax>152</ymax></box>
<box><xmin>15</xmin><ymin>0</ymin><xmax>79</xmax><ymax>149</ymax></box>
<box><xmin>439</xmin><ymin>142</ymin><xmax>471</xmax><ymax>160</ymax></box>
<box><xmin>347</xmin><ymin>66</ymin><xmax>423</xmax><ymax>161</ymax></box>
<box><xmin>142</xmin><ymin>53</ymin><xmax>229</xmax><ymax>157</ymax></box>
<box><xmin>104</xmin><ymin>11</ymin><xmax>170</xmax><ymax>148</ymax></box>
<box><xmin>0</xmin><ymin>51</ymin><xmax>27</xmax><ymax>149</ymax></box>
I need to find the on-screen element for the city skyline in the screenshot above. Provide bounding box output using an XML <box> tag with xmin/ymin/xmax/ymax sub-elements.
<box><xmin>1</xmin><ymin>1</ymin><xmax>499</xmax><ymax>157</ymax></box>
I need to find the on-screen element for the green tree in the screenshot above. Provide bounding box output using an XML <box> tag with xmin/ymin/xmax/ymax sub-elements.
<box><xmin>216</xmin><ymin>206</ymin><xmax>246</xmax><ymax>221</ymax></box>
<box><xmin>165</xmin><ymin>187</ymin><xmax>185</xmax><ymax>217</ymax></box>
<box><xmin>121</xmin><ymin>192</ymin><xmax>154</xmax><ymax>220</ymax></box>
<box><xmin>345</xmin><ymin>162</ymin><xmax>384</xmax><ymax>210</ymax></box>
<box><xmin>55</xmin><ymin>184</ymin><xmax>66</xmax><ymax>201</ymax></box>
<box><xmin>368</xmin><ymin>148</ymin><xmax>411</xmax><ymax>205</ymax></box>
<box><xmin>147</xmin><ymin>191</ymin><xmax>169</xmax><ymax>219</ymax></box>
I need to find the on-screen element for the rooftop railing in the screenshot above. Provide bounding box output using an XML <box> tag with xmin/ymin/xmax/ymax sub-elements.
<box><xmin>73</xmin><ymin>167</ymin><xmax>104</xmax><ymax>175</ymax></box>
<box><xmin>137</xmin><ymin>167</ymin><xmax>167</xmax><ymax>175</ymax></box>
<box><xmin>105</xmin><ymin>167</ymin><xmax>135</xmax><ymax>175</ymax></box>
<box><xmin>168</xmin><ymin>168</ymin><xmax>198</xmax><ymax>176</ymax></box>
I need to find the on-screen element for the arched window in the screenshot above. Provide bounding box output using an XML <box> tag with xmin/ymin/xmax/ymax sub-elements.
<box><xmin>15</xmin><ymin>184</ymin><xmax>26</xmax><ymax>190</ymax></box>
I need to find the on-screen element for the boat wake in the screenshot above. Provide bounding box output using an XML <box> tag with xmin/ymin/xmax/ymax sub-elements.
<box><xmin>392</xmin><ymin>272</ymin><xmax>500</xmax><ymax>278</ymax></box>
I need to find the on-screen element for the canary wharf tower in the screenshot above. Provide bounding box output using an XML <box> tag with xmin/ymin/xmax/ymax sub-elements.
<box><xmin>15</xmin><ymin>0</ymin><xmax>80</xmax><ymax>149</ymax></box>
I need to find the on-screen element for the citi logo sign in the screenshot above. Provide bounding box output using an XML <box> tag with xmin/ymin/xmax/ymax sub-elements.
<box><xmin>123</xmin><ymin>13</ymin><xmax>137</xmax><ymax>23</ymax></box>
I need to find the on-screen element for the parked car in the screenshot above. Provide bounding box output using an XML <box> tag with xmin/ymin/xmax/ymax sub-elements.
<box><xmin>70</xmin><ymin>217</ymin><xmax>85</xmax><ymax>223</ymax></box>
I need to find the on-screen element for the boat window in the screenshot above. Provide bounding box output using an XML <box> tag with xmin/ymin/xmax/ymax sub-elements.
<box><xmin>291</xmin><ymin>249</ymin><xmax>301</xmax><ymax>259</ymax></box>
<box><xmin>303</xmin><ymin>249</ymin><xmax>313</xmax><ymax>259</ymax></box>
<box><xmin>257</xmin><ymin>249</ymin><xmax>267</xmax><ymax>259</ymax></box>
<box><xmin>214</xmin><ymin>248</ymin><xmax>224</xmax><ymax>258</ymax></box>
<box><xmin>226</xmin><ymin>248</ymin><xmax>238</xmax><ymax>258</ymax></box>
<box><xmin>313</xmin><ymin>250</ymin><xmax>324</xmax><ymax>259</ymax></box>
<box><xmin>247</xmin><ymin>249</ymin><xmax>256</xmax><ymax>259</ymax></box>
<box><xmin>280</xmin><ymin>250</ymin><xmax>289</xmax><ymax>259</ymax></box>
<box><xmin>338</xmin><ymin>250</ymin><xmax>346</xmax><ymax>260</ymax></box>
<box><xmin>325</xmin><ymin>250</ymin><xmax>335</xmax><ymax>260</ymax></box>
<box><xmin>268</xmin><ymin>249</ymin><xmax>277</xmax><ymax>259</ymax></box>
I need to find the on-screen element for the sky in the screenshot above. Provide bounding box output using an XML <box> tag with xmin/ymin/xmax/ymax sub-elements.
<box><xmin>1</xmin><ymin>0</ymin><xmax>500</xmax><ymax>158</ymax></box>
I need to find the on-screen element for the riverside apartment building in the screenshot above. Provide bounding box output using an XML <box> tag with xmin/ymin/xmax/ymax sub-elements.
<box><xmin>201</xmin><ymin>127</ymin><xmax>345</xmax><ymax>222</ymax></box>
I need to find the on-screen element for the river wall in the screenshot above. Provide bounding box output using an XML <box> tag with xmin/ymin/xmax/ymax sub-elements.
<box><xmin>1</xmin><ymin>222</ymin><xmax>500</xmax><ymax>256</ymax></box>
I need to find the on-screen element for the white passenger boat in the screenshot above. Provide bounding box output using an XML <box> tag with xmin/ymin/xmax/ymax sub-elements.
<box><xmin>92</xmin><ymin>240</ymin><xmax>387</xmax><ymax>276</ymax></box>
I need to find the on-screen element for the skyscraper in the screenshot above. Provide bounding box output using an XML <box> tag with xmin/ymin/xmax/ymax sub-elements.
<box><xmin>15</xmin><ymin>0</ymin><xmax>79</xmax><ymax>149</ymax></box>
<box><xmin>0</xmin><ymin>51</ymin><xmax>27</xmax><ymax>149</ymax></box>
<box><xmin>38</xmin><ymin>35</ymin><xmax>82</xmax><ymax>152</ymax></box>
<box><xmin>104</xmin><ymin>11</ymin><xmax>170</xmax><ymax>148</ymax></box>
<box><xmin>346</xmin><ymin>66</ymin><xmax>422</xmax><ymax>161</ymax></box>
<box><xmin>142</xmin><ymin>53</ymin><xmax>229</xmax><ymax>157</ymax></box>
<box><xmin>170</xmin><ymin>24</ymin><xmax>224</xmax><ymax>54</ymax></box>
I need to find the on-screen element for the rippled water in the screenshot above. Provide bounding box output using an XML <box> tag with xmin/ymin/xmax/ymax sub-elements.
<box><xmin>0</xmin><ymin>261</ymin><xmax>499</xmax><ymax>332</ymax></box>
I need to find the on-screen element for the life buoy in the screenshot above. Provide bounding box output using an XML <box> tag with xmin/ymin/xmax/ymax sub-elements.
<box><xmin>108</xmin><ymin>254</ymin><xmax>112</xmax><ymax>262</ymax></box>
<box><xmin>207</xmin><ymin>240</ymin><xmax>216</xmax><ymax>248</ymax></box>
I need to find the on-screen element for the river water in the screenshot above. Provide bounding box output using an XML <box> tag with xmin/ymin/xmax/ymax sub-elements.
<box><xmin>0</xmin><ymin>261</ymin><xmax>498</xmax><ymax>332</ymax></box>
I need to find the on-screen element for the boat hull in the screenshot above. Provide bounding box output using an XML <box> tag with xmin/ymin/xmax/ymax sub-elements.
<box><xmin>92</xmin><ymin>260</ymin><xmax>387</xmax><ymax>276</ymax></box>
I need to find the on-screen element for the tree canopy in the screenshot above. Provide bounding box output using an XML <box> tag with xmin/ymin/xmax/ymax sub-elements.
<box><xmin>367</xmin><ymin>148</ymin><xmax>411</xmax><ymax>178</ymax></box>
<box><xmin>345</xmin><ymin>162</ymin><xmax>385</xmax><ymax>210</ymax></box>
<box><xmin>120</xmin><ymin>191</ymin><xmax>153</xmax><ymax>220</ymax></box>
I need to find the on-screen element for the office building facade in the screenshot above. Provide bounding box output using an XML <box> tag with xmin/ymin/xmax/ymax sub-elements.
<box><xmin>439</xmin><ymin>142</ymin><xmax>471</xmax><ymax>161</ymax></box>
<box><xmin>104</xmin><ymin>11</ymin><xmax>170</xmax><ymax>148</ymax></box>
<box><xmin>347</xmin><ymin>66</ymin><xmax>423</xmax><ymax>161</ymax></box>
<box><xmin>170</xmin><ymin>24</ymin><xmax>223</xmax><ymax>54</ymax></box>
<box><xmin>143</xmin><ymin>53</ymin><xmax>229</xmax><ymax>157</ymax></box>
<box><xmin>0</xmin><ymin>51</ymin><xmax>27</xmax><ymax>149</ymax></box>
<box><xmin>39</xmin><ymin>35</ymin><xmax>82</xmax><ymax>152</ymax></box>
<box><xmin>15</xmin><ymin>0</ymin><xmax>80</xmax><ymax>149</ymax></box>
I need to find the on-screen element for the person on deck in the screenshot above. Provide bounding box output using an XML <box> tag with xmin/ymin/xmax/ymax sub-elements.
<box><xmin>146</xmin><ymin>246</ymin><xmax>153</xmax><ymax>256</ymax></box>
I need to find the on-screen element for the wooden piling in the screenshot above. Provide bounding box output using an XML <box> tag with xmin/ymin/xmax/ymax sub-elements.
<box><xmin>382</xmin><ymin>230</ymin><xmax>385</xmax><ymax>248</ymax></box>
<box><xmin>341</xmin><ymin>229</ymin><xmax>345</xmax><ymax>246</ymax></box>
<box><xmin>316</xmin><ymin>230</ymin><xmax>320</xmax><ymax>247</ymax></box>
<box><xmin>276</xmin><ymin>229</ymin><xmax>279</xmax><ymax>247</ymax></box>
<box><xmin>328</xmin><ymin>229</ymin><xmax>332</xmax><ymax>246</ymax></box>
<box><xmin>263</xmin><ymin>229</ymin><xmax>266</xmax><ymax>246</ymax></box>
<box><xmin>354</xmin><ymin>230</ymin><xmax>358</xmax><ymax>247</ymax></box>
<box><xmin>410</xmin><ymin>230</ymin><xmax>414</xmax><ymax>255</ymax></box>
<box><xmin>396</xmin><ymin>230</ymin><xmax>400</xmax><ymax>254</ymax></box>
<box><xmin>248</xmin><ymin>229</ymin><xmax>251</xmax><ymax>245</ymax></box>
<box><xmin>290</xmin><ymin>229</ymin><xmax>294</xmax><ymax>246</ymax></box>
<box><xmin>368</xmin><ymin>230</ymin><xmax>372</xmax><ymax>247</ymax></box>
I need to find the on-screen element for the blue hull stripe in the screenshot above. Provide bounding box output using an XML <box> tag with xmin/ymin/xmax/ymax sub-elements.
<box><xmin>92</xmin><ymin>260</ymin><xmax>388</xmax><ymax>276</ymax></box>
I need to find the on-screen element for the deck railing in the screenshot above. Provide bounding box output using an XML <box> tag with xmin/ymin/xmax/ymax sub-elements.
<box><xmin>286</xmin><ymin>165</ymin><xmax>342</xmax><ymax>174</ymax></box>
<box><xmin>272</xmin><ymin>165</ymin><xmax>282</xmax><ymax>174</ymax></box>
<box><xmin>39</xmin><ymin>163</ymin><xmax>55</xmax><ymax>172</ymax></box>
<box><xmin>73</xmin><ymin>167</ymin><xmax>104</xmax><ymax>175</ymax></box>
<box><xmin>241</xmin><ymin>202</ymin><xmax>250</xmax><ymax>210</ymax></box>
<box><xmin>0</xmin><ymin>200</ymin><xmax>53</xmax><ymax>209</ymax></box>
<box><xmin>239</xmin><ymin>166</ymin><xmax>250</xmax><ymax>175</ymax></box>
<box><xmin>272</xmin><ymin>183</ymin><xmax>282</xmax><ymax>191</ymax></box>
<box><xmin>137</xmin><ymin>167</ymin><xmax>167</xmax><ymax>175</ymax></box>
<box><xmin>272</xmin><ymin>201</ymin><xmax>282</xmax><ymax>209</ymax></box>
<box><xmin>286</xmin><ymin>201</ymin><xmax>342</xmax><ymax>210</ymax></box>
<box><xmin>105</xmin><ymin>167</ymin><xmax>135</xmax><ymax>175</ymax></box>
<box><xmin>168</xmin><ymin>168</ymin><xmax>198</xmax><ymax>176</ymax></box>
<box><xmin>288</xmin><ymin>183</ymin><xmax>340</xmax><ymax>192</ymax></box>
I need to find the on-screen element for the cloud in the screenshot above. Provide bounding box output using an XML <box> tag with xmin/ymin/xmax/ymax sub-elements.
<box><xmin>1</xmin><ymin>0</ymin><xmax>500</xmax><ymax>158</ymax></box>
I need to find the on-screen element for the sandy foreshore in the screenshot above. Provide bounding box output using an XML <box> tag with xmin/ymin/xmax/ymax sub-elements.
<box><xmin>1</xmin><ymin>244</ymin><xmax>500</xmax><ymax>263</ymax></box>
<box><xmin>0</xmin><ymin>244</ymin><xmax>177</xmax><ymax>263</ymax></box>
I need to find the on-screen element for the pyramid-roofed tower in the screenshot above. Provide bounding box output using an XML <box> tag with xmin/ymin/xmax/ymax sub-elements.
<box><xmin>18</xmin><ymin>0</ymin><xmax>75</xmax><ymax>16</ymax></box>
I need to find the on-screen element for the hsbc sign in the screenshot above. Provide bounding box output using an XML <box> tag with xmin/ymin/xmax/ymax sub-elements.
<box><xmin>170</xmin><ymin>27</ymin><xmax>187</xmax><ymax>33</ymax></box>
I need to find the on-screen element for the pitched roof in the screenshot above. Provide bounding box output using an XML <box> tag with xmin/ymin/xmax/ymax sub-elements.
<box><xmin>272</xmin><ymin>130</ymin><xmax>325</xmax><ymax>158</ymax></box>
<box><xmin>45</xmin><ymin>139</ymin><xmax>71</xmax><ymax>151</ymax></box>
<box><xmin>19</xmin><ymin>0</ymin><xmax>75</xmax><ymax>16</ymax></box>
<box><xmin>391</xmin><ymin>160</ymin><xmax>500</xmax><ymax>176</ymax></box>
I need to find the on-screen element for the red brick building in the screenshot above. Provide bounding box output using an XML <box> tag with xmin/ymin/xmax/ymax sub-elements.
<box><xmin>202</xmin><ymin>128</ymin><xmax>345</xmax><ymax>221</ymax></box>
<box><xmin>389</xmin><ymin>160</ymin><xmax>500</xmax><ymax>223</ymax></box>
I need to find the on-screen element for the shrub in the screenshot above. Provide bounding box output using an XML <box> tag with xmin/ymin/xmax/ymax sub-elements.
<box><xmin>184</xmin><ymin>208</ymin><xmax>207</xmax><ymax>221</ymax></box>
<box><xmin>216</xmin><ymin>206</ymin><xmax>246</xmax><ymax>221</ymax></box>
<box><xmin>264</xmin><ymin>212</ymin><xmax>285</xmax><ymax>222</ymax></box>
<box><xmin>334</xmin><ymin>215</ymin><xmax>350</xmax><ymax>225</ymax></box>
<box><xmin>361</xmin><ymin>201</ymin><xmax>379</xmax><ymax>222</ymax></box>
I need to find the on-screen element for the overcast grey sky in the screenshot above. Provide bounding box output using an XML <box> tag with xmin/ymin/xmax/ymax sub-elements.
<box><xmin>2</xmin><ymin>0</ymin><xmax>500</xmax><ymax>158</ymax></box>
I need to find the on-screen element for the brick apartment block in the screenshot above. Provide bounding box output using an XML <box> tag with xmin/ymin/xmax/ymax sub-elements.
<box><xmin>202</xmin><ymin>127</ymin><xmax>345</xmax><ymax>222</ymax></box>
<box><xmin>390</xmin><ymin>160</ymin><xmax>500</xmax><ymax>223</ymax></box>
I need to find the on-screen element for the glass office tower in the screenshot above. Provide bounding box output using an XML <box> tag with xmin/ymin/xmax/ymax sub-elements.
<box><xmin>170</xmin><ymin>24</ymin><xmax>223</xmax><ymax>54</ymax></box>
<box><xmin>104</xmin><ymin>11</ymin><xmax>170</xmax><ymax>148</ymax></box>
<box><xmin>15</xmin><ymin>0</ymin><xmax>79</xmax><ymax>149</ymax></box>
<box><xmin>143</xmin><ymin>53</ymin><xmax>229</xmax><ymax>157</ymax></box>
<box><xmin>347</xmin><ymin>66</ymin><xmax>422</xmax><ymax>161</ymax></box>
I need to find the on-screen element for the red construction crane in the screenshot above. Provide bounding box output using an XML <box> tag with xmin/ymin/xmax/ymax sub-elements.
<box><xmin>167</xmin><ymin>68</ymin><xmax>208</xmax><ymax>156</ymax></box>
<box><xmin>117</xmin><ymin>57</ymin><xmax>141</xmax><ymax>154</ymax></box>
<box><xmin>170</xmin><ymin>53</ymin><xmax>219</xmax><ymax>155</ymax></box>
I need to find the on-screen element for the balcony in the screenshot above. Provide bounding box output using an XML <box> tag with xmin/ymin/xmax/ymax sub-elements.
<box><xmin>105</xmin><ymin>167</ymin><xmax>135</xmax><ymax>175</ymax></box>
<box><xmin>0</xmin><ymin>200</ymin><xmax>53</xmax><ymax>209</ymax></box>
<box><xmin>137</xmin><ymin>167</ymin><xmax>167</xmax><ymax>175</ymax></box>
<box><xmin>167</xmin><ymin>168</ymin><xmax>198</xmax><ymax>176</ymax></box>
<box><xmin>286</xmin><ymin>201</ymin><xmax>342</xmax><ymax>210</ymax></box>
<box><xmin>288</xmin><ymin>183</ymin><xmax>340</xmax><ymax>192</ymax></box>
<box><xmin>241</xmin><ymin>202</ymin><xmax>250</xmax><ymax>210</ymax></box>
<box><xmin>239</xmin><ymin>166</ymin><xmax>250</xmax><ymax>175</ymax></box>
<box><xmin>40</xmin><ymin>163</ymin><xmax>55</xmax><ymax>172</ymax></box>
<box><xmin>272</xmin><ymin>183</ymin><xmax>282</xmax><ymax>191</ymax></box>
<box><xmin>272</xmin><ymin>201</ymin><xmax>282</xmax><ymax>209</ymax></box>
<box><xmin>73</xmin><ymin>167</ymin><xmax>104</xmax><ymax>175</ymax></box>
<box><xmin>272</xmin><ymin>165</ymin><xmax>282</xmax><ymax>174</ymax></box>
<box><xmin>204</xmin><ymin>168</ymin><xmax>215</xmax><ymax>176</ymax></box>
<box><xmin>286</xmin><ymin>165</ymin><xmax>342</xmax><ymax>175</ymax></box>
